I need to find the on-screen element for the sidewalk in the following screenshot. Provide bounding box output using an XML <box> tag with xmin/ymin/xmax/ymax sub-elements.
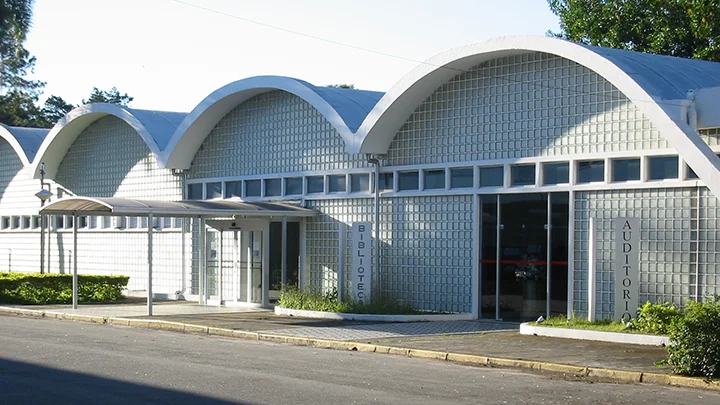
<box><xmin>1</xmin><ymin>302</ymin><xmax>717</xmax><ymax>391</ymax></box>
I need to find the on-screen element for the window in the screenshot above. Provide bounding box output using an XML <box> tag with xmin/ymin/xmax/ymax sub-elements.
<box><xmin>328</xmin><ymin>175</ymin><xmax>346</xmax><ymax>193</ymax></box>
<box><xmin>577</xmin><ymin>160</ymin><xmax>604</xmax><ymax>183</ymax></box>
<box><xmin>479</xmin><ymin>166</ymin><xmax>503</xmax><ymax>187</ymax></box>
<box><xmin>224</xmin><ymin>181</ymin><xmax>242</xmax><ymax>198</ymax></box>
<box><xmin>511</xmin><ymin>164</ymin><xmax>535</xmax><ymax>186</ymax></box>
<box><xmin>350</xmin><ymin>174</ymin><xmax>369</xmax><ymax>193</ymax></box>
<box><xmin>22</xmin><ymin>216</ymin><xmax>31</xmax><ymax>229</ymax></box>
<box><xmin>264</xmin><ymin>179</ymin><xmax>281</xmax><ymax>197</ymax></box>
<box><xmin>450</xmin><ymin>168</ymin><xmax>473</xmax><ymax>188</ymax></box>
<box><xmin>55</xmin><ymin>215</ymin><xmax>64</xmax><ymax>230</ymax></box>
<box><xmin>285</xmin><ymin>177</ymin><xmax>303</xmax><ymax>195</ymax></box>
<box><xmin>307</xmin><ymin>176</ymin><xmax>324</xmax><ymax>194</ymax></box>
<box><xmin>11</xmin><ymin>216</ymin><xmax>20</xmax><ymax>229</ymax></box>
<box><xmin>543</xmin><ymin>162</ymin><xmax>569</xmax><ymax>185</ymax></box>
<box><xmin>398</xmin><ymin>171</ymin><xmax>419</xmax><ymax>191</ymax></box>
<box><xmin>205</xmin><ymin>182</ymin><xmax>222</xmax><ymax>199</ymax></box>
<box><xmin>78</xmin><ymin>216</ymin><xmax>88</xmax><ymax>229</ymax></box>
<box><xmin>187</xmin><ymin>183</ymin><xmax>203</xmax><ymax>200</ymax></box>
<box><xmin>245</xmin><ymin>179</ymin><xmax>261</xmax><ymax>197</ymax></box>
<box><xmin>687</xmin><ymin>165</ymin><xmax>699</xmax><ymax>179</ymax></box>
<box><xmin>32</xmin><ymin>216</ymin><xmax>41</xmax><ymax>229</ymax></box>
<box><xmin>423</xmin><ymin>169</ymin><xmax>445</xmax><ymax>190</ymax></box>
<box><xmin>613</xmin><ymin>158</ymin><xmax>641</xmax><ymax>182</ymax></box>
<box><xmin>648</xmin><ymin>156</ymin><xmax>678</xmax><ymax>180</ymax></box>
<box><xmin>1</xmin><ymin>217</ymin><xmax>8</xmax><ymax>229</ymax></box>
<box><xmin>377</xmin><ymin>173</ymin><xmax>394</xmax><ymax>191</ymax></box>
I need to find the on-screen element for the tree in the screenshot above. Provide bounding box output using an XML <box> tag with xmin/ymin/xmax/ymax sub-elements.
<box><xmin>326</xmin><ymin>84</ymin><xmax>356</xmax><ymax>89</ymax></box>
<box><xmin>0</xmin><ymin>89</ymin><xmax>42</xmax><ymax>127</ymax></box>
<box><xmin>547</xmin><ymin>0</ymin><xmax>720</xmax><ymax>61</ymax></box>
<box><xmin>82</xmin><ymin>87</ymin><xmax>134</xmax><ymax>106</ymax></box>
<box><xmin>38</xmin><ymin>95</ymin><xmax>73</xmax><ymax>126</ymax></box>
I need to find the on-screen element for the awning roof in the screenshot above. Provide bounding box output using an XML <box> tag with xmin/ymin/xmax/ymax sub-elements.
<box><xmin>39</xmin><ymin>196</ymin><xmax>318</xmax><ymax>218</ymax></box>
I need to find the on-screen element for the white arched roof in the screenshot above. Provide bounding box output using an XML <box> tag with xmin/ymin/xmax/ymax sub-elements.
<box><xmin>0</xmin><ymin>124</ymin><xmax>48</xmax><ymax>167</ymax></box>
<box><xmin>357</xmin><ymin>35</ymin><xmax>720</xmax><ymax>199</ymax></box>
<box><xmin>29</xmin><ymin>103</ymin><xmax>186</xmax><ymax>179</ymax></box>
<box><xmin>161</xmin><ymin>76</ymin><xmax>382</xmax><ymax>169</ymax></box>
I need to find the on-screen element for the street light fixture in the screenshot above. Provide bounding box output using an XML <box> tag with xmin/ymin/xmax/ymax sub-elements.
<box><xmin>36</xmin><ymin>162</ymin><xmax>53</xmax><ymax>274</ymax></box>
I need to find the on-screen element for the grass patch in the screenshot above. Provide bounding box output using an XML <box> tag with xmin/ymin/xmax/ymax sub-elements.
<box><xmin>278</xmin><ymin>287</ymin><xmax>422</xmax><ymax>315</ymax></box>
<box><xmin>534</xmin><ymin>316</ymin><xmax>633</xmax><ymax>333</ymax></box>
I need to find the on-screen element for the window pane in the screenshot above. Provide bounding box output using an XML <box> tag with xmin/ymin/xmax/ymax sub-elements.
<box><xmin>543</xmin><ymin>162</ymin><xmax>569</xmax><ymax>185</ymax></box>
<box><xmin>479</xmin><ymin>166</ymin><xmax>503</xmax><ymax>187</ymax></box>
<box><xmin>245</xmin><ymin>179</ymin><xmax>261</xmax><ymax>197</ymax></box>
<box><xmin>328</xmin><ymin>175</ymin><xmax>346</xmax><ymax>192</ymax></box>
<box><xmin>307</xmin><ymin>176</ymin><xmax>324</xmax><ymax>194</ymax></box>
<box><xmin>205</xmin><ymin>182</ymin><xmax>222</xmax><ymax>199</ymax></box>
<box><xmin>285</xmin><ymin>177</ymin><xmax>303</xmax><ymax>195</ymax></box>
<box><xmin>423</xmin><ymin>170</ymin><xmax>445</xmax><ymax>189</ymax></box>
<box><xmin>350</xmin><ymin>174</ymin><xmax>369</xmax><ymax>192</ymax></box>
<box><xmin>649</xmin><ymin>156</ymin><xmax>678</xmax><ymax>180</ymax></box>
<box><xmin>224</xmin><ymin>181</ymin><xmax>242</xmax><ymax>198</ymax></box>
<box><xmin>687</xmin><ymin>166</ymin><xmax>698</xmax><ymax>179</ymax></box>
<box><xmin>378</xmin><ymin>173</ymin><xmax>394</xmax><ymax>191</ymax></box>
<box><xmin>265</xmin><ymin>178</ymin><xmax>281</xmax><ymax>196</ymax></box>
<box><xmin>187</xmin><ymin>183</ymin><xmax>203</xmax><ymax>200</ymax></box>
<box><xmin>450</xmin><ymin>167</ymin><xmax>473</xmax><ymax>188</ymax></box>
<box><xmin>511</xmin><ymin>165</ymin><xmax>535</xmax><ymax>186</ymax></box>
<box><xmin>398</xmin><ymin>171</ymin><xmax>419</xmax><ymax>191</ymax></box>
<box><xmin>577</xmin><ymin>160</ymin><xmax>604</xmax><ymax>183</ymax></box>
<box><xmin>613</xmin><ymin>158</ymin><xmax>640</xmax><ymax>182</ymax></box>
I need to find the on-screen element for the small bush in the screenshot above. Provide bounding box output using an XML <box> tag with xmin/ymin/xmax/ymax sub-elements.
<box><xmin>663</xmin><ymin>297</ymin><xmax>720</xmax><ymax>378</ymax></box>
<box><xmin>634</xmin><ymin>301</ymin><xmax>682</xmax><ymax>335</ymax></box>
<box><xmin>0</xmin><ymin>272</ymin><xmax>129</xmax><ymax>304</ymax></box>
<box><xmin>277</xmin><ymin>286</ymin><xmax>420</xmax><ymax>315</ymax></box>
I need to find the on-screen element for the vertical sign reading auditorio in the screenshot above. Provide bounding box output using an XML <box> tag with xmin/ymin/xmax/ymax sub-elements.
<box><xmin>352</xmin><ymin>222</ymin><xmax>372</xmax><ymax>304</ymax></box>
<box><xmin>615</xmin><ymin>217</ymin><xmax>640</xmax><ymax>321</ymax></box>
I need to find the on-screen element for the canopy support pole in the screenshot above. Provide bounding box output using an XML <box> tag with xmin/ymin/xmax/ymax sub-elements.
<box><xmin>262</xmin><ymin>221</ymin><xmax>270</xmax><ymax>307</ymax></box>
<box><xmin>281</xmin><ymin>217</ymin><xmax>287</xmax><ymax>289</ymax></box>
<box><xmin>72</xmin><ymin>214</ymin><xmax>78</xmax><ymax>309</ymax></box>
<box><xmin>148</xmin><ymin>213</ymin><xmax>154</xmax><ymax>316</ymax></box>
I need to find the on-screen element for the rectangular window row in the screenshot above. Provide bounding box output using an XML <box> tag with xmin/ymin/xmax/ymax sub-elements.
<box><xmin>188</xmin><ymin>173</ymin><xmax>373</xmax><ymax>200</ymax></box>
<box><xmin>0</xmin><ymin>215</ymin><xmax>183</xmax><ymax>231</ymax></box>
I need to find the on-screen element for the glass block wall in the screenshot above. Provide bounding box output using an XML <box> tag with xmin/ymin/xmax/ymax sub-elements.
<box><xmin>55</xmin><ymin>116</ymin><xmax>181</xmax><ymax>200</ymax></box>
<box><xmin>0</xmin><ymin>138</ymin><xmax>23</xmax><ymax>203</ymax></box>
<box><xmin>573</xmin><ymin>187</ymin><xmax>720</xmax><ymax>319</ymax></box>
<box><xmin>187</xmin><ymin>91</ymin><xmax>368</xmax><ymax>179</ymax></box>
<box><xmin>386</xmin><ymin>52</ymin><xmax>665</xmax><ymax>165</ymax></box>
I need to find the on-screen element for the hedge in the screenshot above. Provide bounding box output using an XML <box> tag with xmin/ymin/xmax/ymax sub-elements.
<box><xmin>0</xmin><ymin>272</ymin><xmax>129</xmax><ymax>304</ymax></box>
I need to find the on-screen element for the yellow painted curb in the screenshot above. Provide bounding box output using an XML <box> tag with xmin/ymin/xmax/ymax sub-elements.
<box><xmin>108</xmin><ymin>318</ymin><xmax>129</xmax><ymax>326</ymax></box>
<box><xmin>184</xmin><ymin>324</ymin><xmax>209</xmax><ymax>334</ymax></box>
<box><xmin>259</xmin><ymin>334</ymin><xmax>288</xmax><ymax>343</ymax></box>
<box><xmin>232</xmin><ymin>330</ymin><xmax>259</xmax><ymax>340</ymax></box>
<box><xmin>208</xmin><ymin>327</ymin><xmax>235</xmax><ymax>337</ymax></box>
<box><xmin>487</xmin><ymin>357</ymin><xmax>540</xmax><ymax>371</ymax></box>
<box><xmin>641</xmin><ymin>373</ymin><xmax>671</xmax><ymax>386</ymax></box>
<box><xmin>536</xmin><ymin>362</ymin><xmax>587</xmax><ymax>375</ymax></box>
<box><xmin>311</xmin><ymin>339</ymin><xmax>354</xmax><ymax>350</ymax></box>
<box><xmin>408</xmin><ymin>349</ymin><xmax>448</xmax><ymax>360</ymax></box>
<box><xmin>126</xmin><ymin>319</ymin><xmax>150</xmax><ymax>328</ymax></box>
<box><xmin>158</xmin><ymin>322</ymin><xmax>185</xmax><ymax>332</ymax></box>
<box><xmin>349</xmin><ymin>343</ymin><xmax>378</xmax><ymax>353</ymax></box>
<box><xmin>667</xmin><ymin>375</ymin><xmax>720</xmax><ymax>391</ymax></box>
<box><xmin>284</xmin><ymin>336</ymin><xmax>311</xmax><ymax>346</ymax></box>
<box><xmin>587</xmin><ymin>367</ymin><xmax>642</xmax><ymax>383</ymax></box>
<box><xmin>446</xmin><ymin>353</ymin><xmax>489</xmax><ymax>366</ymax></box>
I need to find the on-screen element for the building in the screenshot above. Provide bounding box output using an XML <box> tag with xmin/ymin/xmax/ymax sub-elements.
<box><xmin>2</xmin><ymin>35</ymin><xmax>720</xmax><ymax>321</ymax></box>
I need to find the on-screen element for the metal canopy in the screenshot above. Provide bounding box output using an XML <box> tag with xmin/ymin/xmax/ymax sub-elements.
<box><xmin>39</xmin><ymin>196</ymin><xmax>317</xmax><ymax>218</ymax></box>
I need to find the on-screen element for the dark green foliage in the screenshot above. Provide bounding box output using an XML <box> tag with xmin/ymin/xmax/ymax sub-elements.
<box><xmin>663</xmin><ymin>297</ymin><xmax>720</xmax><ymax>378</ymax></box>
<box><xmin>277</xmin><ymin>286</ymin><xmax>420</xmax><ymax>315</ymax></box>
<box><xmin>548</xmin><ymin>0</ymin><xmax>720</xmax><ymax>61</ymax></box>
<box><xmin>82</xmin><ymin>87</ymin><xmax>133</xmax><ymax>106</ymax></box>
<box><xmin>634</xmin><ymin>301</ymin><xmax>683</xmax><ymax>335</ymax></box>
<box><xmin>0</xmin><ymin>272</ymin><xmax>129</xmax><ymax>304</ymax></box>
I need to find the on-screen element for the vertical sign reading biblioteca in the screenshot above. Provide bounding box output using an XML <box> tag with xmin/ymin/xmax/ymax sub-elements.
<box><xmin>351</xmin><ymin>222</ymin><xmax>372</xmax><ymax>304</ymax></box>
<box><xmin>615</xmin><ymin>217</ymin><xmax>640</xmax><ymax>322</ymax></box>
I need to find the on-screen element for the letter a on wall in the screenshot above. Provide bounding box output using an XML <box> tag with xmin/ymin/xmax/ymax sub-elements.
<box><xmin>351</xmin><ymin>222</ymin><xmax>372</xmax><ymax>304</ymax></box>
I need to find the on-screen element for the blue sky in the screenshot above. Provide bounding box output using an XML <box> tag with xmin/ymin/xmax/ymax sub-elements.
<box><xmin>25</xmin><ymin>0</ymin><xmax>560</xmax><ymax>112</ymax></box>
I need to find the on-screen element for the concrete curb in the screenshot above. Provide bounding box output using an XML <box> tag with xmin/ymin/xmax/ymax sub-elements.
<box><xmin>2</xmin><ymin>306</ymin><xmax>718</xmax><ymax>392</ymax></box>
<box><xmin>520</xmin><ymin>322</ymin><xmax>670</xmax><ymax>346</ymax></box>
<box><xmin>274</xmin><ymin>306</ymin><xmax>474</xmax><ymax>322</ymax></box>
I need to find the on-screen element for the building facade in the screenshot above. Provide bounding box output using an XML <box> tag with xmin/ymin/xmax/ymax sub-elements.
<box><xmin>2</xmin><ymin>36</ymin><xmax>720</xmax><ymax>321</ymax></box>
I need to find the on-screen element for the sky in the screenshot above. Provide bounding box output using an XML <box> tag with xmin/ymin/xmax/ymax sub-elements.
<box><xmin>24</xmin><ymin>0</ymin><xmax>560</xmax><ymax>112</ymax></box>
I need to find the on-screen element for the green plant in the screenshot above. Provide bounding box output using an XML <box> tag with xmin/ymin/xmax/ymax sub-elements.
<box><xmin>662</xmin><ymin>296</ymin><xmax>720</xmax><ymax>378</ymax></box>
<box><xmin>0</xmin><ymin>272</ymin><xmax>129</xmax><ymax>304</ymax></box>
<box><xmin>535</xmin><ymin>315</ymin><xmax>630</xmax><ymax>333</ymax></box>
<box><xmin>633</xmin><ymin>301</ymin><xmax>682</xmax><ymax>335</ymax></box>
<box><xmin>277</xmin><ymin>286</ymin><xmax>421</xmax><ymax>315</ymax></box>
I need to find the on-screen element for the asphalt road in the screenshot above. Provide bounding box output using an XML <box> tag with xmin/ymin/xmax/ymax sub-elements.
<box><xmin>0</xmin><ymin>315</ymin><xmax>717</xmax><ymax>405</ymax></box>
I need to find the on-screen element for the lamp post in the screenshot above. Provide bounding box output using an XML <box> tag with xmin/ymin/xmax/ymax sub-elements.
<box><xmin>35</xmin><ymin>163</ymin><xmax>52</xmax><ymax>274</ymax></box>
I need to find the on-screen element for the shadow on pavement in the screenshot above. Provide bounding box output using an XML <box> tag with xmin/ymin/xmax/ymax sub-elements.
<box><xmin>0</xmin><ymin>357</ymin><xmax>248</xmax><ymax>405</ymax></box>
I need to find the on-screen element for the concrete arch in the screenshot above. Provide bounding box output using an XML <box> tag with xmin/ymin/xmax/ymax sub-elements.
<box><xmin>357</xmin><ymin>35</ymin><xmax>720</xmax><ymax>198</ymax></box>
<box><xmin>29</xmin><ymin>103</ymin><xmax>165</xmax><ymax>179</ymax></box>
<box><xmin>0</xmin><ymin>124</ymin><xmax>48</xmax><ymax>167</ymax></box>
<box><xmin>161</xmin><ymin>76</ymin><xmax>379</xmax><ymax>169</ymax></box>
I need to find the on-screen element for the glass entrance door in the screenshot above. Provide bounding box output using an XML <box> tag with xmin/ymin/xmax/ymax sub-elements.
<box><xmin>479</xmin><ymin>193</ymin><xmax>569</xmax><ymax>321</ymax></box>
<box><xmin>498</xmin><ymin>194</ymin><xmax>548</xmax><ymax>321</ymax></box>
